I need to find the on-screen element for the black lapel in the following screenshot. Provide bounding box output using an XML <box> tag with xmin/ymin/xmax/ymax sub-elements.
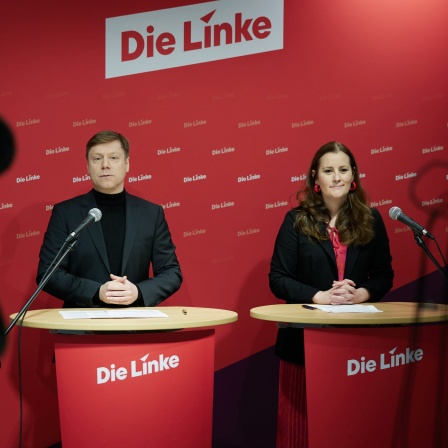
<box><xmin>81</xmin><ymin>191</ymin><xmax>110</xmax><ymax>272</ymax></box>
<box><xmin>344</xmin><ymin>245</ymin><xmax>360</xmax><ymax>278</ymax></box>
<box><xmin>121</xmin><ymin>192</ymin><xmax>142</xmax><ymax>273</ymax></box>
<box><xmin>317</xmin><ymin>223</ymin><xmax>338</xmax><ymax>278</ymax></box>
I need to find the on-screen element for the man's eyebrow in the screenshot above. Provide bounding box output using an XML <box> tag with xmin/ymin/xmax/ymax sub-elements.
<box><xmin>90</xmin><ymin>152</ymin><xmax>121</xmax><ymax>156</ymax></box>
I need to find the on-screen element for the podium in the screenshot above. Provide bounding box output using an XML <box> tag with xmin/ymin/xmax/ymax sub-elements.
<box><xmin>12</xmin><ymin>307</ymin><xmax>237</xmax><ymax>448</ymax></box>
<box><xmin>250</xmin><ymin>302</ymin><xmax>448</xmax><ymax>448</ymax></box>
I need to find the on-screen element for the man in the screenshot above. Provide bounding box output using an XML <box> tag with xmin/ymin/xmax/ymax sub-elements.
<box><xmin>37</xmin><ymin>130</ymin><xmax>182</xmax><ymax>308</ymax></box>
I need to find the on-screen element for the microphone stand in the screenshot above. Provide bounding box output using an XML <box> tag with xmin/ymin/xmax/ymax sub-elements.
<box><xmin>413</xmin><ymin>233</ymin><xmax>448</xmax><ymax>281</ymax></box>
<box><xmin>4</xmin><ymin>240</ymin><xmax>78</xmax><ymax>336</ymax></box>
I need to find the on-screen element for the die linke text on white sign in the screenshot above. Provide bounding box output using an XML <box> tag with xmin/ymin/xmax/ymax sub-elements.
<box><xmin>105</xmin><ymin>0</ymin><xmax>284</xmax><ymax>78</ymax></box>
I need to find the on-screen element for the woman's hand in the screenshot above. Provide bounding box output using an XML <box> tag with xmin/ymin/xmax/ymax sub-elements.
<box><xmin>329</xmin><ymin>279</ymin><xmax>356</xmax><ymax>304</ymax></box>
<box><xmin>312</xmin><ymin>280</ymin><xmax>370</xmax><ymax>305</ymax></box>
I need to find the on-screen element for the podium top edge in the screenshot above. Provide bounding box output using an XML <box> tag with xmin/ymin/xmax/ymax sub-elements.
<box><xmin>250</xmin><ymin>302</ymin><xmax>448</xmax><ymax>326</ymax></box>
<box><xmin>9</xmin><ymin>307</ymin><xmax>238</xmax><ymax>331</ymax></box>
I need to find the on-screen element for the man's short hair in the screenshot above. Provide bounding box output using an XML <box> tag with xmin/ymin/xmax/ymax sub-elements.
<box><xmin>86</xmin><ymin>130</ymin><xmax>130</xmax><ymax>159</ymax></box>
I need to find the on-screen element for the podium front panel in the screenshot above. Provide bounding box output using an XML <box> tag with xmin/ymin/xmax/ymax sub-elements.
<box><xmin>304</xmin><ymin>324</ymin><xmax>448</xmax><ymax>448</ymax></box>
<box><xmin>54</xmin><ymin>329</ymin><xmax>215</xmax><ymax>448</ymax></box>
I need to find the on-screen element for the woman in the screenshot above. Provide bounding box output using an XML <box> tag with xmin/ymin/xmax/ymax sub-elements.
<box><xmin>269</xmin><ymin>141</ymin><xmax>394</xmax><ymax>447</ymax></box>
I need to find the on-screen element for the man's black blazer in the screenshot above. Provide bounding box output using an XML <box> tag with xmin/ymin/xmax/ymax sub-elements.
<box><xmin>37</xmin><ymin>190</ymin><xmax>182</xmax><ymax>308</ymax></box>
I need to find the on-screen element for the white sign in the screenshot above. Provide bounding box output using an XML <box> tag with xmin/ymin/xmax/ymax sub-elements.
<box><xmin>105</xmin><ymin>0</ymin><xmax>284</xmax><ymax>78</ymax></box>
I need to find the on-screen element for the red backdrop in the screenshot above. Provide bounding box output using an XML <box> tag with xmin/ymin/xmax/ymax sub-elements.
<box><xmin>1</xmin><ymin>0</ymin><xmax>447</xmax><ymax>446</ymax></box>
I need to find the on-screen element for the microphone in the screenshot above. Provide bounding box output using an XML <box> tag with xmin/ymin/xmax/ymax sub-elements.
<box><xmin>0</xmin><ymin>118</ymin><xmax>15</xmax><ymax>175</ymax></box>
<box><xmin>389</xmin><ymin>206</ymin><xmax>435</xmax><ymax>240</ymax></box>
<box><xmin>65</xmin><ymin>208</ymin><xmax>102</xmax><ymax>243</ymax></box>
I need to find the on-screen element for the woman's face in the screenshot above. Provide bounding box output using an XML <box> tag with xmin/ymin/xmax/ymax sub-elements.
<box><xmin>314</xmin><ymin>151</ymin><xmax>354</xmax><ymax>206</ymax></box>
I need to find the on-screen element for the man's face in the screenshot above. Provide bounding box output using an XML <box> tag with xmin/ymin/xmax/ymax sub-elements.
<box><xmin>87</xmin><ymin>140</ymin><xmax>129</xmax><ymax>194</ymax></box>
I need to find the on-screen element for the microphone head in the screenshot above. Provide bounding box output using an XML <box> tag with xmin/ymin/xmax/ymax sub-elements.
<box><xmin>0</xmin><ymin>118</ymin><xmax>15</xmax><ymax>175</ymax></box>
<box><xmin>389</xmin><ymin>206</ymin><xmax>402</xmax><ymax>220</ymax></box>
<box><xmin>89</xmin><ymin>208</ymin><xmax>102</xmax><ymax>222</ymax></box>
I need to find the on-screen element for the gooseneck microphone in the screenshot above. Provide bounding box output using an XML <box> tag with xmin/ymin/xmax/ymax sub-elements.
<box><xmin>5</xmin><ymin>210</ymin><xmax>101</xmax><ymax>336</ymax></box>
<box><xmin>65</xmin><ymin>208</ymin><xmax>102</xmax><ymax>243</ymax></box>
<box><xmin>389</xmin><ymin>206</ymin><xmax>435</xmax><ymax>240</ymax></box>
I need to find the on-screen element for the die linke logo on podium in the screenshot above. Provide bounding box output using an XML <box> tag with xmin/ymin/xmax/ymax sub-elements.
<box><xmin>105</xmin><ymin>0</ymin><xmax>284</xmax><ymax>78</ymax></box>
<box><xmin>347</xmin><ymin>345</ymin><xmax>424</xmax><ymax>377</ymax></box>
<box><xmin>97</xmin><ymin>352</ymin><xmax>180</xmax><ymax>385</ymax></box>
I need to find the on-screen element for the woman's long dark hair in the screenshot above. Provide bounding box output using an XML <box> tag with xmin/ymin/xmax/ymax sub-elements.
<box><xmin>294</xmin><ymin>141</ymin><xmax>374</xmax><ymax>246</ymax></box>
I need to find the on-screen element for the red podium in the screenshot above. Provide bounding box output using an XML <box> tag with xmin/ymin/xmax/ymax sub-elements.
<box><xmin>250</xmin><ymin>302</ymin><xmax>448</xmax><ymax>448</ymax></box>
<box><xmin>12</xmin><ymin>307</ymin><xmax>237</xmax><ymax>448</ymax></box>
